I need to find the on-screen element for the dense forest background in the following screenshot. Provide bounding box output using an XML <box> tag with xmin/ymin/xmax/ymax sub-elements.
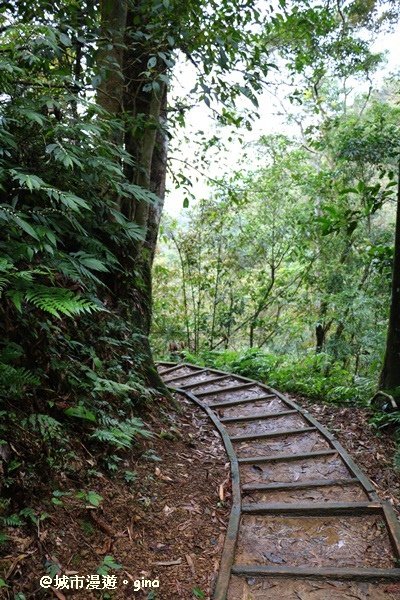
<box><xmin>1</xmin><ymin>0</ymin><xmax>400</xmax><ymax>594</ymax></box>
<box><xmin>153</xmin><ymin>80</ymin><xmax>400</xmax><ymax>408</ymax></box>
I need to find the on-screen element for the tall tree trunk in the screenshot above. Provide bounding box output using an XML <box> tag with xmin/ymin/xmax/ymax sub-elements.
<box><xmin>97</xmin><ymin>0</ymin><xmax>168</xmax><ymax>389</ymax></box>
<box><xmin>249</xmin><ymin>320</ymin><xmax>256</xmax><ymax>348</ymax></box>
<box><xmin>315</xmin><ymin>323</ymin><xmax>325</xmax><ymax>353</ymax></box>
<box><xmin>315</xmin><ymin>301</ymin><xmax>330</xmax><ymax>353</ymax></box>
<box><xmin>210</xmin><ymin>239</ymin><xmax>222</xmax><ymax>348</ymax></box>
<box><xmin>173</xmin><ymin>236</ymin><xmax>191</xmax><ymax>349</ymax></box>
<box><xmin>98</xmin><ymin>0</ymin><xmax>127</xmax><ymax>146</ymax></box>
<box><xmin>380</xmin><ymin>162</ymin><xmax>400</xmax><ymax>395</ymax></box>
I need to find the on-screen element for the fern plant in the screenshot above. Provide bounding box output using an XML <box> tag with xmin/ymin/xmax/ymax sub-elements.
<box><xmin>92</xmin><ymin>417</ymin><xmax>152</xmax><ymax>450</ymax></box>
<box><xmin>0</xmin><ymin>11</ymin><xmax>161</xmax><ymax>535</ymax></box>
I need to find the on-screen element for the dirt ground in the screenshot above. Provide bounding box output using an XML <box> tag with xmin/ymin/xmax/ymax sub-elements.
<box><xmin>2</xmin><ymin>386</ymin><xmax>400</xmax><ymax>600</ymax></box>
<box><xmin>0</xmin><ymin>393</ymin><xmax>230</xmax><ymax>599</ymax></box>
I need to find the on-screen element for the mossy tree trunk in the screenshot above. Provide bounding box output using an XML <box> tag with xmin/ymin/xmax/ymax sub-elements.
<box><xmin>98</xmin><ymin>0</ymin><xmax>170</xmax><ymax>386</ymax></box>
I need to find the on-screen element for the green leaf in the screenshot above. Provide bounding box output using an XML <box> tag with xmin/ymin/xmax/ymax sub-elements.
<box><xmin>87</xmin><ymin>491</ymin><xmax>103</xmax><ymax>507</ymax></box>
<box><xmin>11</xmin><ymin>171</ymin><xmax>44</xmax><ymax>191</ymax></box>
<box><xmin>51</xmin><ymin>497</ymin><xmax>63</xmax><ymax>506</ymax></box>
<box><xmin>11</xmin><ymin>215</ymin><xmax>40</xmax><ymax>240</ymax></box>
<box><xmin>18</xmin><ymin>109</ymin><xmax>46</xmax><ymax>125</ymax></box>
<box><xmin>7</xmin><ymin>290</ymin><xmax>25</xmax><ymax>312</ymax></box>
<box><xmin>65</xmin><ymin>405</ymin><xmax>97</xmax><ymax>422</ymax></box>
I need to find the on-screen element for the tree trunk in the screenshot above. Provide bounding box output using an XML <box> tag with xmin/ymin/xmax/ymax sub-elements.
<box><xmin>315</xmin><ymin>300</ymin><xmax>330</xmax><ymax>353</ymax></box>
<box><xmin>315</xmin><ymin>323</ymin><xmax>325</xmax><ymax>353</ymax></box>
<box><xmin>210</xmin><ymin>239</ymin><xmax>222</xmax><ymax>348</ymax></box>
<box><xmin>173</xmin><ymin>236</ymin><xmax>191</xmax><ymax>349</ymax></box>
<box><xmin>97</xmin><ymin>0</ymin><xmax>168</xmax><ymax>389</ymax></box>
<box><xmin>98</xmin><ymin>0</ymin><xmax>127</xmax><ymax>154</ymax></box>
<box><xmin>379</xmin><ymin>162</ymin><xmax>400</xmax><ymax>395</ymax></box>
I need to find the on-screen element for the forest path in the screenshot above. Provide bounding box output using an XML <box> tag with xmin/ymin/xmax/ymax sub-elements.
<box><xmin>157</xmin><ymin>361</ymin><xmax>400</xmax><ymax>600</ymax></box>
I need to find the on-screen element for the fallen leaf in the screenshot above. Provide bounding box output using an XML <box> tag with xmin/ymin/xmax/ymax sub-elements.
<box><xmin>185</xmin><ymin>553</ymin><xmax>196</xmax><ymax>575</ymax></box>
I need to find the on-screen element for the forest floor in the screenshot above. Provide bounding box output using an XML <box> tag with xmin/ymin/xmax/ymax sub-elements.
<box><xmin>296</xmin><ymin>396</ymin><xmax>400</xmax><ymax>512</ymax></box>
<box><xmin>1</xmin><ymin>393</ymin><xmax>230</xmax><ymax>599</ymax></box>
<box><xmin>3</xmin><ymin>385</ymin><xmax>400</xmax><ymax>600</ymax></box>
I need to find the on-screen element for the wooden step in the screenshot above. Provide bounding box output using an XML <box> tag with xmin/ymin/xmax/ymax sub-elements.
<box><xmin>238</xmin><ymin>449</ymin><xmax>337</xmax><ymax>464</ymax></box>
<box><xmin>164</xmin><ymin>368</ymin><xmax>208</xmax><ymax>383</ymax></box>
<box><xmin>231</xmin><ymin>565</ymin><xmax>400</xmax><ymax>580</ymax></box>
<box><xmin>178</xmin><ymin>374</ymin><xmax>231</xmax><ymax>389</ymax></box>
<box><xmin>220</xmin><ymin>409</ymin><xmax>297</xmax><ymax>423</ymax></box>
<box><xmin>159</xmin><ymin>363</ymin><xmax>187</xmax><ymax>376</ymax></box>
<box><xmin>196</xmin><ymin>382</ymin><xmax>255</xmax><ymax>397</ymax></box>
<box><xmin>242</xmin><ymin>477</ymin><xmax>360</xmax><ymax>492</ymax></box>
<box><xmin>209</xmin><ymin>394</ymin><xmax>278</xmax><ymax>409</ymax></box>
<box><xmin>231</xmin><ymin>426</ymin><xmax>317</xmax><ymax>442</ymax></box>
<box><xmin>241</xmin><ymin>501</ymin><xmax>382</xmax><ymax>516</ymax></box>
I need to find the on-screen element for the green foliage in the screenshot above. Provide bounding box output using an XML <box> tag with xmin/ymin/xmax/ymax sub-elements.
<box><xmin>124</xmin><ymin>470</ymin><xmax>138</xmax><ymax>483</ymax></box>
<box><xmin>22</xmin><ymin>414</ymin><xmax>63</xmax><ymax>442</ymax></box>
<box><xmin>141</xmin><ymin>449</ymin><xmax>162</xmax><ymax>462</ymax></box>
<box><xmin>92</xmin><ymin>418</ymin><xmax>152</xmax><ymax>450</ymax></box>
<box><xmin>96</xmin><ymin>555</ymin><xmax>123</xmax><ymax>576</ymax></box>
<box><xmin>2</xmin><ymin>507</ymin><xmax>48</xmax><ymax>528</ymax></box>
<box><xmin>64</xmin><ymin>405</ymin><xmax>97</xmax><ymax>423</ymax></box>
<box><xmin>51</xmin><ymin>490</ymin><xmax>70</xmax><ymax>506</ymax></box>
<box><xmin>0</xmin><ymin>3</ymin><xmax>165</xmax><ymax>535</ymax></box>
<box><xmin>76</xmin><ymin>490</ymin><xmax>103</xmax><ymax>507</ymax></box>
<box><xmin>195</xmin><ymin>349</ymin><xmax>374</xmax><ymax>406</ymax></box>
<box><xmin>153</xmin><ymin>89</ymin><xmax>399</xmax><ymax>400</ymax></box>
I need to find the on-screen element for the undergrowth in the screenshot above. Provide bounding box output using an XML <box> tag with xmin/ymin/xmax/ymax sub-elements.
<box><xmin>182</xmin><ymin>348</ymin><xmax>375</xmax><ymax>406</ymax></box>
<box><xmin>0</xmin><ymin>16</ymin><xmax>168</xmax><ymax>565</ymax></box>
<box><xmin>0</xmin><ymin>305</ymin><xmax>169</xmax><ymax>571</ymax></box>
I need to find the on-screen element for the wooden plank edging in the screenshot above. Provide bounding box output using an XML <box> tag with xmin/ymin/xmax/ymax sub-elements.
<box><xmin>170</xmin><ymin>383</ymin><xmax>241</xmax><ymax>600</ymax></box>
<box><xmin>231</xmin><ymin>565</ymin><xmax>400</xmax><ymax>579</ymax></box>
<box><xmin>176</xmin><ymin>363</ymin><xmax>378</xmax><ymax>499</ymax></box>
<box><xmin>241</xmin><ymin>501</ymin><xmax>382</xmax><ymax>516</ymax></box>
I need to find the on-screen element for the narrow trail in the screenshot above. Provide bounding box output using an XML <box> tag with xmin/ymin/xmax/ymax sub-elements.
<box><xmin>157</xmin><ymin>361</ymin><xmax>400</xmax><ymax>600</ymax></box>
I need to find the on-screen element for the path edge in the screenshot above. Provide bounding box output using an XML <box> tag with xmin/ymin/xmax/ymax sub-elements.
<box><xmin>164</xmin><ymin>378</ymin><xmax>241</xmax><ymax>600</ymax></box>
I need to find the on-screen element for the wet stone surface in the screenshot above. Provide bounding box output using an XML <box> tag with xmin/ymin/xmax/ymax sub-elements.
<box><xmin>214</xmin><ymin>397</ymin><xmax>288</xmax><ymax>417</ymax></box>
<box><xmin>234</xmin><ymin>431</ymin><xmax>330</xmax><ymax>458</ymax></box>
<box><xmin>240</xmin><ymin>454</ymin><xmax>351</xmax><ymax>485</ymax></box>
<box><xmin>242</xmin><ymin>482</ymin><xmax>369</xmax><ymax>504</ymax></box>
<box><xmin>224</xmin><ymin>414</ymin><xmax>307</xmax><ymax>437</ymax></box>
<box><xmin>236</xmin><ymin>514</ymin><xmax>395</xmax><ymax>568</ymax></box>
<box><xmin>227</xmin><ymin>576</ymin><xmax>400</xmax><ymax>599</ymax></box>
<box><xmin>200</xmin><ymin>385</ymin><xmax>267</xmax><ymax>405</ymax></box>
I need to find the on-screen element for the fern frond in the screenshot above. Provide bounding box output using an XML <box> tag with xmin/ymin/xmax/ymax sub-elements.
<box><xmin>22</xmin><ymin>285</ymin><xmax>102</xmax><ymax>318</ymax></box>
<box><xmin>0</xmin><ymin>363</ymin><xmax>40</xmax><ymax>395</ymax></box>
<box><xmin>23</xmin><ymin>414</ymin><xmax>63</xmax><ymax>440</ymax></box>
<box><xmin>91</xmin><ymin>417</ymin><xmax>151</xmax><ymax>449</ymax></box>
